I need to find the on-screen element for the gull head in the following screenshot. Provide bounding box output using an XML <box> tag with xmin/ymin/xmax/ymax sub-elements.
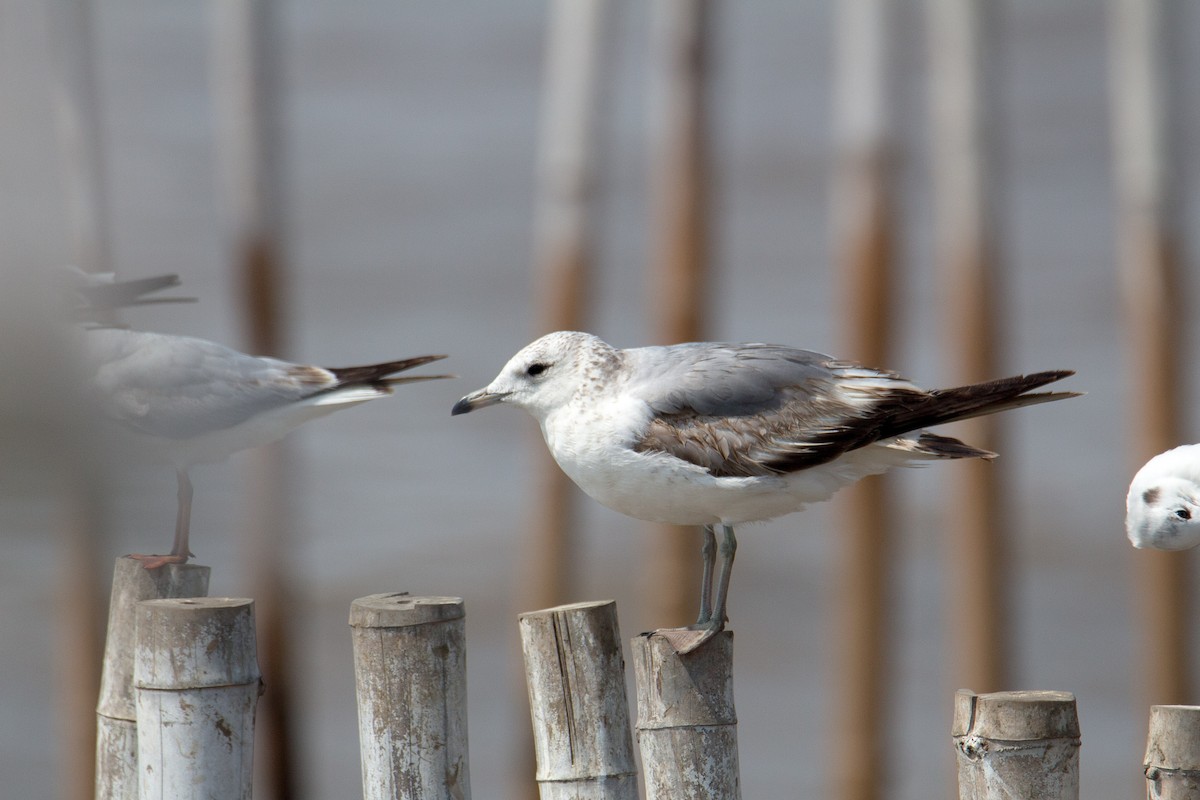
<box><xmin>1126</xmin><ymin>474</ymin><xmax>1200</xmax><ymax>551</ymax></box>
<box><xmin>451</xmin><ymin>331</ymin><xmax>615</xmax><ymax>421</ymax></box>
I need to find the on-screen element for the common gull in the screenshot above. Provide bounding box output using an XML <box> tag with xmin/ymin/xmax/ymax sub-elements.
<box><xmin>1125</xmin><ymin>444</ymin><xmax>1200</xmax><ymax>551</ymax></box>
<box><xmin>85</xmin><ymin>326</ymin><xmax>451</xmax><ymax>567</ymax></box>
<box><xmin>452</xmin><ymin>330</ymin><xmax>1078</xmax><ymax>651</ymax></box>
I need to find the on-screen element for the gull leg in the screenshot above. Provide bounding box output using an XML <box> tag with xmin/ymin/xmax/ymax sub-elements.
<box><xmin>130</xmin><ymin>468</ymin><xmax>194</xmax><ymax>569</ymax></box>
<box><xmin>670</xmin><ymin>524</ymin><xmax>737</xmax><ymax>654</ymax></box>
<box><xmin>710</xmin><ymin>524</ymin><xmax>737</xmax><ymax>630</ymax></box>
<box><xmin>170</xmin><ymin>468</ymin><xmax>194</xmax><ymax>559</ymax></box>
<box><xmin>696</xmin><ymin>525</ymin><xmax>716</xmax><ymax>625</ymax></box>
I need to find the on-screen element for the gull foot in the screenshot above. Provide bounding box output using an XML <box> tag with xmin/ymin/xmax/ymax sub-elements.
<box><xmin>653</xmin><ymin>622</ymin><xmax>723</xmax><ymax>655</ymax></box>
<box><xmin>127</xmin><ymin>553</ymin><xmax>190</xmax><ymax>570</ymax></box>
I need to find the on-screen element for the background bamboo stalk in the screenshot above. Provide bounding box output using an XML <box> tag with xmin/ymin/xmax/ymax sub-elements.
<box><xmin>646</xmin><ymin>0</ymin><xmax>712</xmax><ymax>630</ymax></box>
<box><xmin>831</xmin><ymin>3</ymin><xmax>896</xmax><ymax>799</ymax></box>
<box><xmin>46</xmin><ymin>1</ymin><xmax>115</xmax><ymax>796</ymax></box>
<box><xmin>928</xmin><ymin>0</ymin><xmax>1011</xmax><ymax>693</ymax></box>
<box><xmin>209</xmin><ymin>2</ymin><xmax>297</xmax><ymax>797</ymax></box>
<box><xmin>1109</xmin><ymin>0</ymin><xmax>1191</xmax><ymax>708</ymax></box>
<box><xmin>528</xmin><ymin>0</ymin><xmax>609</xmax><ymax>613</ymax></box>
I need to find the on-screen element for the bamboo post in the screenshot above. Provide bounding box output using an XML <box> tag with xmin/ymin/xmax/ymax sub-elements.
<box><xmin>528</xmin><ymin>0</ymin><xmax>609</xmax><ymax>612</ymax></box>
<box><xmin>349</xmin><ymin>594</ymin><xmax>471</xmax><ymax>800</ymax></box>
<box><xmin>632</xmin><ymin>630</ymin><xmax>739</xmax><ymax>799</ymax></box>
<box><xmin>647</xmin><ymin>0</ymin><xmax>712</xmax><ymax>628</ymax></box>
<box><xmin>831</xmin><ymin>3</ymin><xmax>895</xmax><ymax>800</ymax></box>
<box><xmin>929</xmin><ymin>0</ymin><xmax>1010</xmax><ymax>693</ymax></box>
<box><xmin>1144</xmin><ymin>705</ymin><xmax>1200</xmax><ymax>797</ymax></box>
<box><xmin>134</xmin><ymin>598</ymin><xmax>261</xmax><ymax>800</ymax></box>
<box><xmin>209</xmin><ymin>2</ymin><xmax>297</xmax><ymax>796</ymax></box>
<box><xmin>95</xmin><ymin>557</ymin><xmax>210</xmax><ymax>800</ymax></box>
<box><xmin>952</xmin><ymin>689</ymin><xmax>1080</xmax><ymax>800</ymax></box>
<box><xmin>518</xmin><ymin>601</ymin><xmax>637</xmax><ymax>800</ymax></box>
<box><xmin>1110</xmin><ymin>0</ymin><xmax>1190</xmax><ymax>707</ymax></box>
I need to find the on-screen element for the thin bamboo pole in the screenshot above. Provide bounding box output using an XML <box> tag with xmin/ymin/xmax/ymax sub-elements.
<box><xmin>528</xmin><ymin>0</ymin><xmax>608</xmax><ymax>613</ymax></box>
<box><xmin>631</xmin><ymin>630</ymin><xmax>739</xmax><ymax>799</ymax></box>
<box><xmin>831</xmin><ymin>4</ymin><xmax>896</xmax><ymax>800</ymax></box>
<box><xmin>952</xmin><ymin>689</ymin><xmax>1080</xmax><ymax>800</ymax></box>
<box><xmin>1144</xmin><ymin>705</ymin><xmax>1200</xmax><ymax>797</ymax></box>
<box><xmin>209</xmin><ymin>3</ymin><xmax>297</xmax><ymax>798</ymax></box>
<box><xmin>349</xmin><ymin>594</ymin><xmax>471</xmax><ymax>800</ymax></box>
<box><xmin>134</xmin><ymin>598</ymin><xmax>261</xmax><ymax>800</ymax></box>
<box><xmin>1109</xmin><ymin>0</ymin><xmax>1190</xmax><ymax>706</ymax></box>
<box><xmin>647</xmin><ymin>0</ymin><xmax>712</xmax><ymax>629</ymax></box>
<box><xmin>518</xmin><ymin>601</ymin><xmax>637</xmax><ymax>800</ymax></box>
<box><xmin>46</xmin><ymin>1</ymin><xmax>116</xmax><ymax>796</ymax></box>
<box><xmin>95</xmin><ymin>557</ymin><xmax>210</xmax><ymax>800</ymax></box>
<box><xmin>928</xmin><ymin>0</ymin><xmax>1010</xmax><ymax>692</ymax></box>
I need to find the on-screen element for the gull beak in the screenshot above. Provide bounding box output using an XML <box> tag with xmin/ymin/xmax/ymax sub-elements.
<box><xmin>451</xmin><ymin>387</ymin><xmax>509</xmax><ymax>416</ymax></box>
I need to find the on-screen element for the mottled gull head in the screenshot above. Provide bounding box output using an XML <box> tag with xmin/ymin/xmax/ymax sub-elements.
<box><xmin>451</xmin><ymin>331</ymin><xmax>618</xmax><ymax>420</ymax></box>
<box><xmin>1126</xmin><ymin>472</ymin><xmax>1200</xmax><ymax>551</ymax></box>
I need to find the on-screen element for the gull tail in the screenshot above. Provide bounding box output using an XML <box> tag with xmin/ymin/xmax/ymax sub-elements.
<box><xmin>881</xmin><ymin>370</ymin><xmax>1079</xmax><ymax>459</ymax></box>
<box><xmin>327</xmin><ymin>355</ymin><xmax>454</xmax><ymax>390</ymax></box>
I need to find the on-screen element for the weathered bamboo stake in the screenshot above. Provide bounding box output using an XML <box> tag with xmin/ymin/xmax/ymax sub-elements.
<box><xmin>135</xmin><ymin>598</ymin><xmax>261</xmax><ymax>800</ymax></box>
<box><xmin>647</xmin><ymin>0</ymin><xmax>713</xmax><ymax>629</ymax></box>
<box><xmin>528</xmin><ymin>0</ymin><xmax>609</xmax><ymax>614</ymax></box>
<box><xmin>519</xmin><ymin>601</ymin><xmax>637</xmax><ymax>800</ymax></box>
<box><xmin>929</xmin><ymin>0</ymin><xmax>1010</xmax><ymax>694</ymax></box>
<box><xmin>95</xmin><ymin>557</ymin><xmax>210</xmax><ymax>800</ymax></box>
<box><xmin>952</xmin><ymin>689</ymin><xmax>1080</xmax><ymax>800</ymax></box>
<box><xmin>1110</xmin><ymin>0</ymin><xmax>1191</xmax><ymax>707</ymax></box>
<box><xmin>632</xmin><ymin>630</ymin><xmax>739</xmax><ymax>799</ymax></box>
<box><xmin>831</xmin><ymin>3</ymin><xmax>896</xmax><ymax>800</ymax></box>
<box><xmin>209</xmin><ymin>2</ymin><xmax>297</xmax><ymax>797</ymax></box>
<box><xmin>1144</xmin><ymin>705</ymin><xmax>1200</xmax><ymax>797</ymax></box>
<box><xmin>350</xmin><ymin>594</ymin><xmax>471</xmax><ymax>800</ymax></box>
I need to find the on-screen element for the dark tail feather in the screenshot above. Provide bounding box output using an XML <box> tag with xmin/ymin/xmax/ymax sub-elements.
<box><xmin>328</xmin><ymin>355</ymin><xmax>452</xmax><ymax>388</ymax></box>
<box><xmin>888</xmin><ymin>370</ymin><xmax>1078</xmax><ymax>435</ymax></box>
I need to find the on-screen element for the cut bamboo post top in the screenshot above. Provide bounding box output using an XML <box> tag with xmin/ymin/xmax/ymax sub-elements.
<box><xmin>350</xmin><ymin>594</ymin><xmax>470</xmax><ymax>800</ymax></box>
<box><xmin>519</xmin><ymin>601</ymin><xmax>637</xmax><ymax>799</ymax></box>
<box><xmin>1145</xmin><ymin>705</ymin><xmax>1200</xmax><ymax>774</ymax></box>
<box><xmin>135</xmin><ymin>598</ymin><xmax>259</xmax><ymax>689</ymax></box>
<box><xmin>349</xmin><ymin>592</ymin><xmax>465</xmax><ymax>628</ymax></box>
<box><xmin>952</xmin><ymin>689</ymin><xmax>1080</xmax><ymax>741</ymax></box>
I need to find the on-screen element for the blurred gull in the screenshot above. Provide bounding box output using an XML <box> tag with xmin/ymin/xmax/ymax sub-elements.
<box><xmin>84</xmin><ymin>326</ymin><xmax>451</xmax><ymax>568</ymax></box>
<box><xmin>453</xmin><ymin>331</ymin><xmax>1078</xmax><ymax>651</ymax></box>
<box><xmin>1125</xmin><ymin>444</ymin><xmax>1200</xmax><ymax>551</ymax></box>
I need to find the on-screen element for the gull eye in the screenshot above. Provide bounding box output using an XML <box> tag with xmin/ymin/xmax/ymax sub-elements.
<box><xmin>526</xmin><ymin>362</ymin><xmax>549</xmax><ymax>377</ymax></box>
<box><xmin>1175</xmin><ymin>508</ymin><xmax>1192</xmax><ymax>521</ymax></box>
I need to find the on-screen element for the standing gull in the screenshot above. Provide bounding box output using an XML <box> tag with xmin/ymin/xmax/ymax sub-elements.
<box><xmin>452</xmin><ymin>331</ymin><xmax>1078</xmax><ymax>651</ymax></box>
<box><xmin>85</xmin><ymin>327</ymin><xmax>451</xmax><ymax>568</ymax></box>
<box><xmin>1125</xmin><ymin>444</ymin><xmax>1200</xmax><ymax>551</ymax></box>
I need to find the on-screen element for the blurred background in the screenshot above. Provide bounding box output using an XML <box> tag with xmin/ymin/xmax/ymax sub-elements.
<box><xmin>2</xmin><ymin>1</ymin><xmax>1199</xmax><ymax>798</ymax></box>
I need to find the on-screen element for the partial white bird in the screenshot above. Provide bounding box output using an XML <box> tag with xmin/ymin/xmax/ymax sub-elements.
<box><xmin>84</xmin><ymin>327</ymin><xmax>451</xmax><ymax>567</ymax></box>
<box><xmin>452</xmin><ymin>331</ymin><xmax>1078</xmax><ymax>651</ymax></box>
<box><xmin>1126</xmin><ymin>444</ymin><xmax>1200</xmax><ymax>551</ymax></box>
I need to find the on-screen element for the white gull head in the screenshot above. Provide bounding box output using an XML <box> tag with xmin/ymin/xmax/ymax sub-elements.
<box><xmin>1126</xmin><ymin>444</ymin><xmax>1200</xmax><ymax>551</ymax></box>
<box><xmin>451</xmin><ymin>331</ymin><xmax>617</xmax><ymax>422</ymax></box>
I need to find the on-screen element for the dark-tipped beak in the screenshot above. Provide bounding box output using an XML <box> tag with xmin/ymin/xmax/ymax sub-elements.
<box><xmin>451</xmin><ymin>388</ymin><xmax>508</xmax><ymax>416</ymax></box>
